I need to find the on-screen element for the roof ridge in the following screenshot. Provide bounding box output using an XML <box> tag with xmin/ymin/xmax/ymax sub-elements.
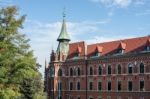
<box><xmin>87</xmin><ymin>35</ymin><xmax>149</xmax><ymax>46</ymax></box>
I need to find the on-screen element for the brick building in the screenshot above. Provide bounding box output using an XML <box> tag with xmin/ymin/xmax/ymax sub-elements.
<box><xmin>44</xmin><ymin>14</ymin><xmax>150</xmax><ymax>99</ymax></box>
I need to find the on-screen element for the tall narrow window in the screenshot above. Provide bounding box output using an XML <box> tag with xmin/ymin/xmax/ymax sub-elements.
<box><xmin>117</xmin><ymin>65</ymin><xmax>121</xmax><ymax>74</ymax></box>
<box><xmin>70</xmin><ymin>68</ymin><xmax>73</xmax><ymax>76</ymax></box>
<box><xmin>98</xmin><ymin>81</ymin><xmax>102</xmax><ymax>91</ymax></box>
<box><xmin>140</xmin><ymin>80</ymin><xmax>144</xmax><ymax>91</ymax></box>
<box><xmin>128</xmin><ymin>64</ymin><xmax>133</xmax><ymax>74</ymax></box>
<box><xmin>70</xmin><ymin>82</ymin><xmax>73</xmax><ymax>90</ymax></box>
<box><xmin>108</xmin><ymin>65</ymin><xmax>111</xmax><ymax>75</ymax></box>
<box><xmin>77</xmin><ymin>67</ymin><xmax>80</xmax><ymax>76</ymax></box>
<box><xmin>58</xmin><ymin>82</ymin><xmax>62</xmax><ymax>91</ymax></box>
<box><xmin>89</xmin><ymin>81</ymin><xmax>93</xmax><ymax>90</ymax></box>
<box><xmin>77</xmin><ymin>97</ymin><xmax>80</xmax><ymax>99</ymax></box>
<box><xmin>108</xmin><ymin>81</ymin><xmax>111</xmax><ymax>91</ymax></box>
<box><xmin>89</xmin><ymin>97</ymin><xmax>93</xmax><ymax>99</ymax></box>
<box><xmin>77</xmin><ymin>81</ymin><xmax>80</xmax><ymax>90</ymax></box>
<box><xmin>58</xmin><ymin>96</ymin><xmax>62</xmax><ymax>99</ymax></box>
<box><xmin>140</xmin><ymin>63</ymin><xmax>144</xmax><ymax>73</ymax></box>
<box><xmin>118</xmin><ymin>81</ymin><xmax>121</xmax><ymax>91</ymax></box>
<box><xmin>128</xmin><ymin>81</ymin><xmax>132</xmax><ymax>91</ymax></box>
<box><xmin>58</xmin><ymin>69</ymin><xmax>62</xmax><ymax>76</ymax></box>
<box><xmin>89</xmin><ymin>67</ymin><xmax>93</xmax><ymax>75</ymax></box>
<box><xmin>98</xmin><ymin>66</ymin><xmax>102</xmax><ymax>75</ymax></box>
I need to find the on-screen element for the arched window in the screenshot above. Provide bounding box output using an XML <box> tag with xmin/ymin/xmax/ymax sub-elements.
<box><xmin>140</xmin><ymin>63</ymin><xmax>144</xmax><ymax>73</ymax></box>
<box><xmin>77</xmin><ymin>67</ymin><xmax>81</xmax><ymax>76</ymax></box>
<box><xmin>89</xmin><ymin>67</ymin><xmax>93</xmax><ymax>75</ymax></box>
<box><xmin>117</xmin><ymin>64</ymin><xmax>121</xmax><ymax>74</ymax></box>
<box><xmin>70</xmin><ymin>68</ymin><xmax>73</xmax><ymax>76</ymax></box>
<box><xmin>77</xmin><ymin>81</ymin><xmax>80</xmax><ymax>90</ymax></box>
<box><xmin>58</xmin><ymin>69</ymin><xmax>62</xmax><ymax>76</ymax></box>
<box><xmin>98</xmin><ymin>66</ymin><xmax>102</xmax><ymax>75</ymax></box>
<box><xmin>108</xmin><ymin>65</ymin><xmax>111</xmax><ymax>74</ymax></box>
<box><xmin>128</xmin><ymin>63</ymin><xmax>133</xmax><ymax>74</ymax></box>
<box><xmin>69</xmin><ymin>82</ymin><xmax>73</xmax><ymax>90</ymax></box>
<box><xmin>58</xmin><ymin>82</ymin><xmax>62</xmax><ymax>91</ymax></box>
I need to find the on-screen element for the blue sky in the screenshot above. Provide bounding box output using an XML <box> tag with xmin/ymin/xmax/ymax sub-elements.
<box><xmin>1</xmin><ymin>0</ymin><xmax>150</xmax><ymax>76</ymax></box>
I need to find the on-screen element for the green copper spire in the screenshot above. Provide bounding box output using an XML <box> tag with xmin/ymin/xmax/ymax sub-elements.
<box><xmin>57</xmin><ymin>9</ymin><xmax>70</xmax><ymax>41</ymax></box>
<box><xmin>57</xmin><ymin>9</ymin><xmax>70</xmax><ymax>56</ymax></box>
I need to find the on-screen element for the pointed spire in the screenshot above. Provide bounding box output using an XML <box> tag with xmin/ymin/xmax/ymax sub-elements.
<box><xmin>45</xmin><ymin>58</ymin><xmax>47</xmax><ymax>69</ymax></box>
<box><xmin>57</xmin><ymin>8</ymin><xmax>70</xmax><ymax>41</ymax></box>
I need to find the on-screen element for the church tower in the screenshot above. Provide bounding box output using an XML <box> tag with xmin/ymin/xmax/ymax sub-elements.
<box><xmin>56</xmin><ymin>11</ymin><xmax>70</xmax><ymax>57</ymax></box>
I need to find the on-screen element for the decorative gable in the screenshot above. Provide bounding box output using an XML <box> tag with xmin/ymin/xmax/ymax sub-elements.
<box><xmin>119</xmin><ymin>42</ymin><xmax>126</xmax><ymax>50</ymax></box>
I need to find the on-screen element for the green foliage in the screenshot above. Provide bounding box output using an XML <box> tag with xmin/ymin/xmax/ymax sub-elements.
<box><xmin>0</xmin><ymin>6</ymin><xmax>46</xmax><ymax>99</ymax></box>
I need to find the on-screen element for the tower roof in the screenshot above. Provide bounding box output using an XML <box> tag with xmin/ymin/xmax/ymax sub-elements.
<box><xmin>57</xmin><ymin>12</ymin><xmax>70</xmax><ymax>41</ymax></box>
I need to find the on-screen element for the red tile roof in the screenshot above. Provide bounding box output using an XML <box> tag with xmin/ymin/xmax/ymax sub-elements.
<box><xmin>68</xmin><ymin>36</ymin><xmax>150</xmax><ymax>59</ymax></box>
<box><xmin>68</xmin><ymin>41</ymin><xmax>85</xmax><ymax>59</ymax></box>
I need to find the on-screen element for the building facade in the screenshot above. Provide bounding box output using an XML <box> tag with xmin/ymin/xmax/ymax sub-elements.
<box><xmin>44</xmin><ymin>15</ymin><xmax>150</xmax><ymax>99</ymax></box>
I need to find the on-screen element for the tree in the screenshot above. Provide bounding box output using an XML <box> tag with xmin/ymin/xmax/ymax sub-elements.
<box><xmin>0</xmin><ymin>6</ymin><xmax>46</xmax><ymax>99</ymax></box>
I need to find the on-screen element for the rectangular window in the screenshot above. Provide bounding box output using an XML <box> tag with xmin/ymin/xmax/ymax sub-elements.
<box><xmin>98</xmin><ymin>81</ymin><xmax>102</xmax><ymax>91</ymax></box>
<box><xmin>108</xmin><ymin>66</ymin><xmax>111</xmax><ymax>75</ymax></box>
<box><xmin>108</xmin><ymin>81</ymin><xmax>111</xmax><ymax>91</ymax></box>
<box><xmin>140</xmin><ymin>80</ymin><xmax>144</xmax><ymax>91</ymax></box>
<box><xmin>128</xmin><ymin>67</ymin><xmax>132</xmax><ymax>74</ymax></box>
<box><xmin>89</xmin><ymin>82</ymin><xmax>93</xmax><ymax>90</ymax></box>
<box><xmin>70</xmin><ymin>82</ymin><xmax>73</xmax><ymax>90</ymax></box>
<box><xmin>128</xmin><ymin>81</ymin><xmax>132</xmax><ymax>91</ymax></box>
<box><xmin>77</xmin><ymin>82</ymin><xmax>80</xmax><ymax>90</ymax></box>
<box><xmin>118</xmin><ymin>81</ymin><xmax>121</xmax><ymax>91</ymax></box>
<box><xmin>58</xmin><ymin>82</ymin><xmax>62</xmax><ymax>91</ymax></box>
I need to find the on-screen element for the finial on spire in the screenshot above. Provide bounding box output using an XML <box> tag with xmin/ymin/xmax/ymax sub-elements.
<box><xmin>63</xmin><ymin>7</ymin><xmax>66</xmax><ymax>19</ymax></box>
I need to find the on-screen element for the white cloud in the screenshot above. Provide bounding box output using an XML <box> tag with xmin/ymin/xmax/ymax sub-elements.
<box><xmin>0</xmin><ymin>0</ymin><xmax>13</xmax><ymax>7</ymax></box>
<box><xmin>90</xmin><ymin>0</ymin><xmax>145</xmax><ymax>8</ymax></box>
<box><xmin>135</xmin><ymin>9</ymin><xmax>150</xmax><ymax>16</ymax></box>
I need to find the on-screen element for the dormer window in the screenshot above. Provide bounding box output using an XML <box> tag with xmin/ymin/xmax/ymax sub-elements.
<box><xmin>117</xmin><ymin>48</ymin><xmax>124</xmax><ymax>54</ymax></box>
<box><xmin>145</xmin><ymin>39</ymin><xmax>150</xmax><ymax>51</ymax></box>
<box><xmin>74</xmin><ymin>45</ymin><xmax>81</xmax><ymax>58</ymax></box>
<box><xmin>95</xmin><ymin>45</ymin><xmax>103</xmax><ymax>57</ymax></box>
<box><xmin>75</xmin><ymin>53</ymin><xmax>80</xmax><ymax>57</ymax></box>
<box><xmin>145</xmin><ymin>45</ymin><xmax>150</xmax><ymax>51</ymax></box>
<box><xmin>95</xmin><ymin>52</ymin><xmax>101</xmax><ymax>56</ymax></box>
<box><xmin>118</xmin><ymin>42</ymin><xmax>126</xmax><ymax>54</ymax></box>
